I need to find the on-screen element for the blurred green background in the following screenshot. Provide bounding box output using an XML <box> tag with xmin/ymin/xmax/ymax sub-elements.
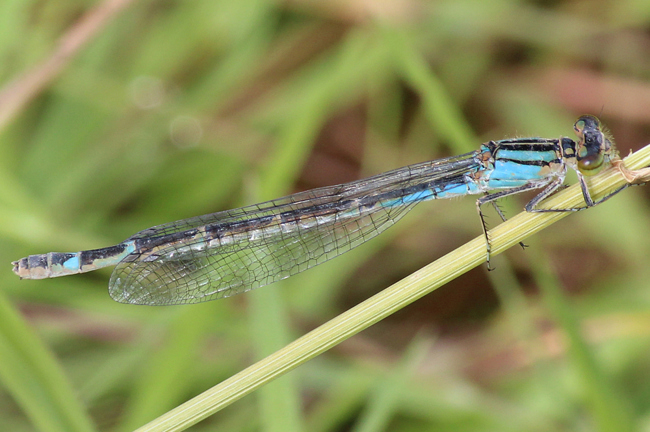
<box><xmin>2</xmin><ymin>0</ymin><xmax>650</xmax><ymax>431</ymax></box>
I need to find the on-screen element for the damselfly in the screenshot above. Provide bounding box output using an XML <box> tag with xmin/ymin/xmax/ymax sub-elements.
<box><xmin>13</xmin><ymin>116</ymin><xmax>632</xmax><ymax>305</ymax></box>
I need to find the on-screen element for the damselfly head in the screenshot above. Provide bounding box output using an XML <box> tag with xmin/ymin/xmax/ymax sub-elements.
<box><xmin>573</xmin><ymin>115</ymin><xmax>616</xmax><ymax>176</ymax></box>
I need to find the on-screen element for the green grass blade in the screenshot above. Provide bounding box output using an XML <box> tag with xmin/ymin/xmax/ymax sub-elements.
<box><xmin>351</xmin><ymin>335</ymin><xmax>432</xmax><ymax>432</ymax></box>
<box><xmin>530</xmin><ymin>248</ymin><xmax>634</xmax><ymax>432</ymax></box>
<box><xmin>0</xmin><ymin>292</ymin><xmax>96</xmax><ymax>432</ymax></box>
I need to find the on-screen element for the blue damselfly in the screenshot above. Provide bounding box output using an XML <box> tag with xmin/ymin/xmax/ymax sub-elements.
<box><xmin>13</xmin><ymin>116</ymin><xmax>636</xmax><ymax>305</ymax></box>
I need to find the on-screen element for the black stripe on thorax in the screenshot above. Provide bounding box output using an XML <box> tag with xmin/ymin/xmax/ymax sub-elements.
<box><xmin>497</xmin><ymin>158</ymin><xmax>562</xmax><ymax>167</ymax></box>
<box><xmin>492</xmin><ymin>142</ymin><xmax>560</xmax><ymax>152</ymax></box>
